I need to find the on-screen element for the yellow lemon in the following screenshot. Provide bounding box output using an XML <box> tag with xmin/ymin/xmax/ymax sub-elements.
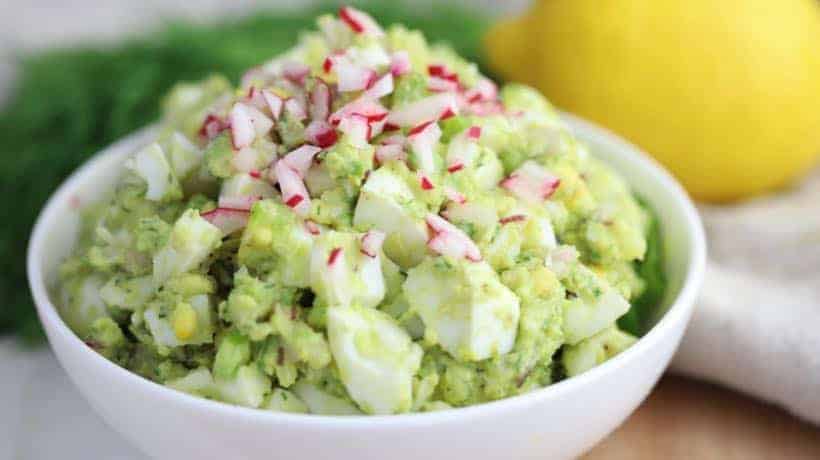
<box><xmin>486</xmin><ymin>0</ymin><xmax>820</xmax><ymax>202</ymax></box>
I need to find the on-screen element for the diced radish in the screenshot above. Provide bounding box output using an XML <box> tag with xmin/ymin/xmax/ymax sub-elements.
<box><xmin>274</xmin><ymin>160</ymin><xmax>311</xmax><ymax>216</ymax></box>
<box><xmin>374</xmin><ymin>144</ymin><xmax>405</xmax><ymax>164</ymax></box>
<box><xmin>327</xmin><ymin>247</ymin><xmax>343</xmax><ymax>266</ymax></box>
<box><xmin>468</xmin><ymin>100</ymin><xmax>504</xmax><ymax>117</ymax></box>
<box><xmin>262</xmin><ymin>90</ymin><xmax>284</xmax><ymax>120</ymax></box>
<box><xmin>368</xmin><ymin>117</ymin><xmax>387</xmax><ymax>139</ymax></box>
<box><xmin>380</xmin><ymin>134</ymin><xmax>406</xmax><ymax>146</ymax></box>
<box><xmin>360</xmin><ymin>230</ymin><xmax>386</xmax><ymax>258</ymax></box>
<box><xmin>444</xmin><ymin>187</ymin><xmax>467</xmax><ymax>204</ymax></box>
<box><xmin>329</xmin><ymin>97</ymin><xmax>388</xmax><ymax>125</ymax></box>
<box><xmin>283</xmin><ymin>145</ymin><xmax>322</xmax><ymax>178</ymax></box>
<box><xmin>446</xmin><ymin>126</ymin><xmax>481</xmax><ymax>172</ymax></box>
<box><xmin>425</xmin><ymin>214</ymin><xmax>481</xmax><ymax>262</ymax></box>
<box><xmin>499</xmin><ymin>214</ymin><xmax>527</xmax><ymax>225</ymax></box>
<box><xmin>364</xmin><ymin>73</ymin><xmax>393</xmax><ymax>99</ymax></box>
<box><xmin>282</xmin><ymin>61</ymin><xmax>311</xmax><ymax>85</ymax></box>
<box><xmin>309</xmin><ymin>81</ymin><xmax>332</xmax><ymax>121</ymax></box>
<box><xmin>202</xmin><ymin>208</ymin><xmax>249</xmax><ymax>236</ymax></box>
<box><xmin>408</xmin><ymin>120</ymin><xmax>434</xmax><ymax>136</ymax></box>
<box><xmin>245</xmin><ymin>86</ymin><xmax>268</xmax><ymax>111</ymax></box>
<box><xmin>199</xmin><ymin>114</ymin><xmax>229</xmax><ymax>141</ymax></box>
<box><xmin>249</xmin><ymin>170</ymin><xmax>261</xmax><ymax>178</ymax></box>
<box><xmin>284</xmin><ymin>98</ymin><xmax>307</xmax><ymax>121</ymax></box>
<box><xmin>500</xmin><ymin>161</ymin><xmax>561</xmax><ymax>202</ymax></box>
<box><xmin>386</xmin><ymin>93</ymin><xmax>458</xmax><ymax>127</ymax></box>
<box><xmin>463</xmin><ymin>77</ymin><xmax>498</xmax><ymax>103</ymax></box>
<box><xmin>338</xmin><ymin>114</ymin><xmax>371</xmax><ymax>148</ymax></box>
<box><xmin>467</xmin><ymin>126</ymin><xmax>481</xmax><ymax>139</ymax></box>
<box><xmin>335</xmin><ymin>58</ymin><xmax>377</xmax><ymax>92</ymax></box>
<box><xmin>419</xmin><ymin>173</ymin><xmax>435</xmax><ymax>190</ymax></box>
<box><xmin>338</xmin><ymin>6</ymin><xmax>384</xmax><ymax>37</ymax></box>
<box><xmin>243</xmin><ymin>104</ymin><xmax>273</xmax><ymax>136</ymax></box>
<box><xmin>305</xmin><ymin>120</ymin><xmax>339</xmax><ymax>148</ymax></box>
<box><xmin>229</xmin><ymin>103</ymin><xmax>255</xmax><ymax>150</ymax></box>
<box><xmin>232</xmin><ymin>146</ymin><xmax>258</xmax><ymax>173</ymax></box>
<box><xmin>304</xmin><ymin>220</ymin><xmax>321</xmax><ymax>236</ymax></box>
<box><xmin>390</xmin><ymin>51</ymin><xmax>411</xmax><ymax>77</ymax></box>
<box><xmin>428</xmin><ymin>76</ymin><xmax>460</xmax><ymax>93</ymax></box>
<box><xmin>218</xmin><ymin>195</ymin><xmax>261</xmax><ymax>211</ymax></box>
<box><xmin>407</xmin><ymin>121</ymin><xmax>441</xmax><ymax>174</ymax></box>
<box><xmin>427</xmin><ymin>64</ymin><xmax>459</xmax><ymax>83</ymax></box>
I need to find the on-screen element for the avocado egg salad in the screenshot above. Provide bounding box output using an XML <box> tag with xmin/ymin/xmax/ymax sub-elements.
<box><xmin>56</xmin><ymin>7</ymin><xmax>662</xmax><ymax>415</ymax></box>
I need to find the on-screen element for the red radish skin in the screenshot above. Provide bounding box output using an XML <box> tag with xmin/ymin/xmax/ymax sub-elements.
<box><xmin>428</xmin><ymin>76</ymin><xmax>460</xmax><ymax>93</ymax></box>
<box><xmin>323</xmin><ymin>57</ymin><xmax>333</xmax><ymax>73</ymax></box>
<box><xmin>427</xmin><ymin>64</ymin><xmax>459</xmax><ymax>83</ymax></box>
<box><xmin>447</xmin><ymin>163</ymin><xmax>464</xmax><ymax>173</ymax></box>
<box><xmin>285</xmin><ymin>194</ymin><xmax>304</xmax><ymax>208</ymax></box>
<box><xmin>464</xmin><ymin>77</ymin><xmax>498</xmax><ymax>104</ymax></box>
<box><xmin>305</xmin><ymin>120</ymin><xmax>339</xmax><ymax>148</ymax></box>
<box><xmin>419</xmin><ymin>173</ymin><xmax>435</xmax><ymax>190</ymax></box>
<box><xmin>338</xmin><ymin>6</ymin><xmax>384</xmax><ymax>36</ymax></box>
<box><xmin>327</xmin><ymin>247</ymin><xmax>343</xmax><ymax>266</ymax></box>
<box><xmin>199</xmin><ymin>114</ymin><xmax>229</xmax><ymax>141</ymax></box>
<box><xmin>408</xmin><ymin>120</ymin><xmax>434</xmax><ymax>136</ymax></box>
<box><xmin>329</xmin><ymin>97</ymin><xmax>388</xmax><ymax>126</ymax></box>
<box><xmin>467</xmin><ymin>126</ymin><xmax>482</xmax><ymax>139</ymax></box>
<box><xmin>249</xmin><ymin>170</ymin><xmax>261</xmax><ymax>179</ymax></box>
<box><xmin>500</xmin><ymin>214</ymin><xmax>527</xmax><ymax>225</ymax></box>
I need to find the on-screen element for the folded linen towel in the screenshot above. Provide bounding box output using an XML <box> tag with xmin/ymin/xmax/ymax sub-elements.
<box><xmin>672</xmin><ymin>168</ymin><xmax>820</xmax><ymax>425</ymax></box>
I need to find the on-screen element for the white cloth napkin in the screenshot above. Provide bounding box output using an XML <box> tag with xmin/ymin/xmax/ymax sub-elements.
<box><xmin>672</xmin><ymin>168</ymin><xmax>820</xmax><ymax>425</ymax></box>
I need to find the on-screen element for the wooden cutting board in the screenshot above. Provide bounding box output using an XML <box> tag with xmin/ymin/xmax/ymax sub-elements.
<box><xmin>584</xmin><ymin>376</ymin><xmax>820</xmax><ymax>459</ymax></box>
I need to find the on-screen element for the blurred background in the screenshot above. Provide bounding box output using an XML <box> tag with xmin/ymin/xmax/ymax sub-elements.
<box><xmin>2</xmin><ymin>0</ymin><xmax>819</xmax><ymax>458</ymax></box>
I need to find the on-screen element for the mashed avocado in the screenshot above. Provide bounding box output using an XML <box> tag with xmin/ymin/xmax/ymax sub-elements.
<box><xmin>56</xmin><ymin>6</ymin><xmax>661</xmax><ymax>415</ymax></box>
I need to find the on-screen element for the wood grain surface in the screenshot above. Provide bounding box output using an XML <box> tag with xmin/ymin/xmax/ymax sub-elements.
<box><xmin>584</xmin><ymin>376</ymin><xmax>820</xmax><ymax>459</ymax></box>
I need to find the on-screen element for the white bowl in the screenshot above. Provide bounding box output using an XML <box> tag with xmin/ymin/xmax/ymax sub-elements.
<box><xmin>27</xmin><ymin>114</ymin><xmax>705</xmax><ymax>460</ymax></box>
